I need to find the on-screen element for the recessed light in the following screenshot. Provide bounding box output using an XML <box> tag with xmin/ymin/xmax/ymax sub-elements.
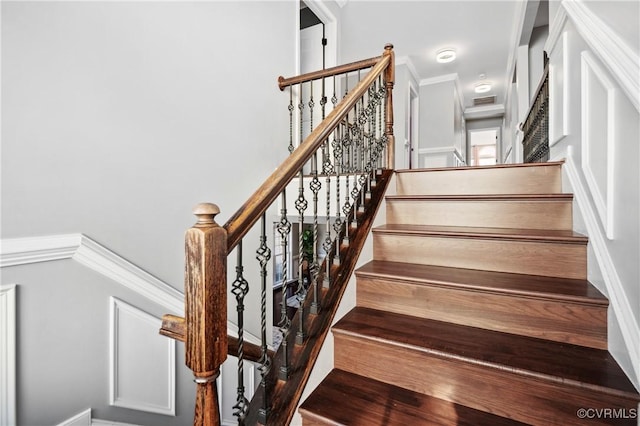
<box><xmin>475</xmin><ymin>83</ymin><xmax>492</xmax><ymax>93</ymax></box>
<box><xmin>436</xmin><ymin>48</ymin><xmax>456</xmax><ymax>63</ymax></box>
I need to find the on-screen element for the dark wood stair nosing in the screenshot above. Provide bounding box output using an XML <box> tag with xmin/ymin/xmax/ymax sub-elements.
<box><xmin>372</xmin><ymin>224</ymin><xmax>589</xmax><ymax>245</ymax></box>
<box><xmin>332</xmin><ymin>309</ymin><xmax>639</xmax><ymax>402</ymax></box>
<box><xmin>354</xmin><ymin>263</ymin><xmax>608</xmax><ymax>306</ymax></box>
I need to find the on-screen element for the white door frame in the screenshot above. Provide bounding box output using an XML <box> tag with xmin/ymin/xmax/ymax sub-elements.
<box><xmin>467</xmin><ymin>127</ymin><xmax>501</xmax><ymax>165</ymax></box>
<box><xmin>407</xmin><ymin>81</ymin><xmax>419</xmax><ymax>169</ymax></box>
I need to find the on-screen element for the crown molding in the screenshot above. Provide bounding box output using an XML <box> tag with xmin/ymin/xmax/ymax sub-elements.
<box><xmin>395</xmin><ymin>56</ymin><xmax>420</xmax><ymax>85</ymax></box>
<box><xmin>464</xmin><ymin>104</ymin><xmax>505</xmax><ymax>120</ymax></box>
<box><xmin>419</xmin><ymin>73</ymin><xmax>458</xmax><ymax>87</ymax></box>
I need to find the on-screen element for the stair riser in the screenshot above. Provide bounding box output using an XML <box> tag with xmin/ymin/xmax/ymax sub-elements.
<box><xmin>373</xmin><ymin>234</ymin><xmax>587</xmax><ymax>279</ymax></box>
<box><xmin>334</xmin><ymin>333</ymin><xmax>638</xmax><ymax>426</ymax></box>
<box><xmin>396</xmin><ymin>164</ymin><xmax>562</xmax><ymax>196</ymax></box>
<box><xmin>386</xmin><ymin>199</ymin><xmax>572</xmax><ymax>230</ymax></box>
<box><xmin>356</xmin><ymin>277</ymin><xmax>608</xmax><ymax>349</ymax></box>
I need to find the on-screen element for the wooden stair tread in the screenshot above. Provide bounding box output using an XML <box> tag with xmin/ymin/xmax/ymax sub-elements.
<box><xmin>299</xmin><ymin>369</ymin><xmax>526</xmax><ymax>426</ymax></box>
<box><xmin>356</xmin><ymin>260</ymin><xmax>607</xmax><ymax>305</ymax></box>
<box><xmin>333</xmin><ymin>307</ymin><xmax>639</xmax><ymax>399</ymax></box>
<box><xmin>386</xmin><ymin>193</ymin><xmax>573</xmax><ymax>201</ymax></box>
<box><xmin>373</xmin><ymin>224</ymin><xmax>588</xmax><ymax>244</ymax></box>
<box><xmin>395</xmin><ymin>160</ymin><xmax>565</xmax><ymax>174</ymax></box>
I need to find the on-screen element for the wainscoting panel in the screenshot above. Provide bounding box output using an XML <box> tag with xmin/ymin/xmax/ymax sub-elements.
<box><xmin>109</xmin><ymin>297</ymin><xmax>175</xmax><ymax>416</ymax></box>
<box><xmin>581</xmin><ymin>51</ymin><xmax>617</xmax><ymax>239</ymax></box>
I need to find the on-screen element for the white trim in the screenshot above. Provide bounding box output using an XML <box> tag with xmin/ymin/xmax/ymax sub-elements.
<box><xmin>581</xmin><ymin>51</ymin><xmax>616</xmax><ymax>240</ymax></box>
<box><xmin>56</xmin><ymin>408</ymin><xmax>91</xmax><ymax>426</ymax></box>
<box><xmin>0</xmin><ymin>234</ymin><xmax>262</xmax><ymax>345</ymax></box>
<box><xmin>544</xmin><ymin>3</ymin><xmax>568</xmax><ymax>55</ymax></box>
<box><xmin>92</xmin><ymin>419</ymin><xmax>140</xmax><ymax>426</ymax></box>
<box><xmin>549</xmin><ymin>32</ymin><xmax>570</xmax><ymax>148</ymax></box>
<box><xmin>0</xmin><ymin>234</ymin><xmax>81</xmax><ymax>267</ymax></box>
<box><xmin>464</xmin><ymin>104</ymin><xmax>505</xmax><ymax>120</ymax></box>
<box><xmin>109</xmin><ymin>297</ymin><xmax>175</xmax><ymax>416</ymax></box>
<box><xmin>504</xmin><ymin>0</ymin><xmax>527</xmax><ymax>117</ymax></box>
<box><xmin>395</xmin><ymin>56</ymin><xmax>420</xmax><ymax>85</ymax></box>
<box><xmin>419</xmin><ymin>73</ymin><xmax>458</xmax><ymax>87</ymax></box>
<box><xmin>560</xmin><ymin>152</ymin><xmax>640</xmax><ymax>387</ymax></box>
<box><xmin>0</xmin><ymin>284</ymin><xmax>17</xmax><ymax>426</ymax></box>
<box><xmin>418</xmin><ymin>146</ymin><xmax>458</xmax><ymax>155</ymax></box>
<box><xmin>453</xmin><ymin>76</ymin><xmax>465</xmax><ymax>111</ymax></box>
<box><xmin>550</xmin><ymin>0</ymin><xmax>640</xmax><ymax>113</ymax></box>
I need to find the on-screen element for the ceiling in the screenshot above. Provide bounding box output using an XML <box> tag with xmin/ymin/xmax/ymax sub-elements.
<box><xmin>333</xmin><ymin>1</ymin><xmax>546</xmax><ymax>117</ymax></box>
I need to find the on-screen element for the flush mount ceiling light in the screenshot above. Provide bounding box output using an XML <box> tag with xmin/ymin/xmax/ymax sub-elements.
<box><xmin>475</xmin><ymin>82</ymin><xmax>492</xmax><ymax>93</ymax></box>
<box><xmin>436</xmin><ymin>48</ymin><xmax>456</xmax><ymax>63</ymax></box>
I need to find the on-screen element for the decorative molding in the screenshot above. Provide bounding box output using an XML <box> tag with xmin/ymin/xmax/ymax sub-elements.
<box><xmin>548</xmin><ymin>0</ymin><xmax>640</xmax><ymax>113</ymax></box>
<box><xmin>560</xmin><ymin>152</ymin><xmax>640</xmax><ymax>386</ymax></box>
<box><xmin>504</xmin><ymin>0</ymin><xmax>528</xmax><ymax>112</ymax></box>
<box><xmin>464</xmin><ymin>104</ymin><xmax>505</xmax><ymax>120</ymax></box>
<box><xmin>92</xmin><ymin>418</ymin><xmax>140</xmax><ymax>426</ymax></box>
<box><xmin>581</xmin><ymin>51</ymin><xmax>616</xmax><ymax>240</ymax></box>
<box><xmin>0</xmin><ymin>234</ymin><xmax>81</xmax><ymax>268</ymax></box>
<box><xmin>548</xmin><ymin>32</ymin><xmax>569</xmax><ymax>148</ymax></box>
<box><xmin>0</xmin><ymin>284</ymin><xmax>17</xmax><ymax>426</ymax></box>
<box><xmin>109</xmin><ymin>297</ymin><xmax>175</xmax><ymax>416</ymax></box>
<box><xmin>73</xmin><ymin>235</ymin><xmax>184</xmax><ymax>314</ymax></box>
<box><xmin>419</xmin><ymin>73</ymin><xmax>458</xmax><ymax>87</ymax></box>
<box><xmin>56</xmin><ymin>408</ymin><xmax>91</xmax><ymax>426</ymax></box>
<box><xmin>0</xmin><ymin>234</ymin><xmax>262</xmax><ymax>345</ymax></box>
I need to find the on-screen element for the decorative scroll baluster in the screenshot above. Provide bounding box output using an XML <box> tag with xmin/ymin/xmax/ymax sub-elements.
<box><xmin>309</xmin><ymin>151</ymin><xmax>321</xmax><ymax>315</ymax></box>
<box><xmin>295</xmin><ymin>165</ymin><xmax>308</xmax><ymax>344</ymax></box>
<box><xmin>342</xmin><ymin>118</ymin><xmax>352</xmax><ymax>244</ymax></box>
<box><xmin>232</xmin><ymin>242</ymin><xmax>249</xmax><ymax>423</ymax></box>
<box><xmin>277</xmin><ymin>191</ymin><xmax>291</xmax><ymax>380</ymax></box>
<box><xmin>256</xmin><ymin>215</ymin><xmax>271</xmax><ymax>424</ymax></box>
<box><xmin>322</xmin><ymin>136</ymin><xmax>334</xmax><ymax>288</ymax></box>
<box><xmin>332</xmin><ymin>124</ymin><xmax>343</xmax><ymax>266</ymax></box>
<box><xmin>299</xmin><ymin>82</ymin><xmax>305</xmax><ymax>148</ymax></box>
<box><xmin>309</xmin><ymin>82</ymin><xmax>315</xmax><ymax>135</ymax></box>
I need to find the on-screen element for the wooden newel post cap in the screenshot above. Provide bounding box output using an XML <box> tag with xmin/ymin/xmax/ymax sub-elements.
<box><xmin>192</xmin><ymin>203</ymin><xmax>220</xmax><ymax>226</ymax></box>
<box><xmin>384</xmin><ymin>43</ymin><xmax>394</xmax><ymax>51</ymax></box>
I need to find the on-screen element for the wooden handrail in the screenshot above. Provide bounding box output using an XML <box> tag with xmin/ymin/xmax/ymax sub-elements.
<box><xmin>278</xmin><ymin>56</ymin><xmax>380</xmax><ymax>90</ymax></box>
<box><xmin>224</xmin><ymin>45</ymin><xmax>393</xmax><ymax>253</ymax></box>
<box><xmin>520</xmin><ymin>65</ymin><xmax>549</xmax><ymax>131</ymax></box>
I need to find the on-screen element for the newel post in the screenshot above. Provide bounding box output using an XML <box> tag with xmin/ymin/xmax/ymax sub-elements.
<box><xmin>185</xmin><ymin>203</ymin><xmax>228</xmax><ymax>426</ymax></box>
<box><xmin>384</xmin><ymin>43</ymin><xmax>395</xmax><ymax>170</ymax></box>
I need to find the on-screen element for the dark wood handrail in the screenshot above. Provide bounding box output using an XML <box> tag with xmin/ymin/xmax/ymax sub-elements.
<box><xmin>278</xmin><ymin>56</ymin><xmax>380</xmax><ymax>90</ymax></box>
<box><xmin>224</xmin><ymin>46</ymin><xmax>393</xmax><ymax>253</ymax></box>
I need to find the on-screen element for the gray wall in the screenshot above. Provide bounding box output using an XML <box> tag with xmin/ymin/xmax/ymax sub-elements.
<box><xmin>419</xmin><ymin>80</ymin><xmax>455</xmax><ymax>149</ymax></box>
<box><xmin>1</xmin><ymin>1</ymin><xmax>296</xmax><ymax>424</ymax></box>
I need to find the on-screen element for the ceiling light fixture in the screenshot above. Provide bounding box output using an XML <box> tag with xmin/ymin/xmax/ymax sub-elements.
<box><xmin>436</xmin><ymin>48</ymin><xmax>456</xmax><ymax>63</ymax></box>
<box><xmin>475</xmin><ymin>83</ymin><xmax>492</xmax><ymax>93</ymax></box>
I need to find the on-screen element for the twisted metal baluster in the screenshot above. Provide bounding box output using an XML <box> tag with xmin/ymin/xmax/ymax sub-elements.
<box><xmin>299</xmin><ymin>83</ymin><xmax>305</xmax><ymax>147</ymax></box>
<box><xmin>277</xmin><ymin>191</ymin><xmax>291</xmax><ymax>380</ymax></box>
<box><xmin>288</xmin><ymin>87</ymin><xmax>294</xmax><ymax>154</ymax></box>
<box><xmin>309</xmin><ymin>150</ymin><xmax>321</xmax><ymax>315</ymax></box>
<box><xmin>342</xmin><ymin>114</ymin><xmax>352</xmax><ymax>244</ymax></box>
<box><xmin>295</xmin><ymin>165</ymin><xmax>308</xmax><ymax>344</ymax></box>
<box><xmin>231</xmin><ymin>242</ymin><xmax>249</xmax><ymax>423</ymax></box>
<box><xmin>309</xmin><ymin>82</ymin><xmax>315</xmax><ymax>137</ymax></box>
<box><xmin>351</xmin><ymin>73</ymin><xmax>363</xmax><ymax>224</ymax></box>
<box><xmin>256</xmin><ymin>215</ymin><xmax>271</xmax><ymax>424</ymax></box>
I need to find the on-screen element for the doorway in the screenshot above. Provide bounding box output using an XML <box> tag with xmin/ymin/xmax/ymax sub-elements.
<box><xmin>468</xmin><ymin>128</ymin><xmax>500</xmax><ymax>166</ymax></box>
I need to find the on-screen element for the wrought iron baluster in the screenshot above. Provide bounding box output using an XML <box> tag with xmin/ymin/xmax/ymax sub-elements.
<box><xmin>342</xmin><ymin>118</ymin><xmax>352</xmax><ymax>244</ymax></box>
<box><xmin>332</xmin><ymin>123</ymin><xmax>343</xmax><ymax>266</ymax></box>
<box><xmin>309</xmin><ymin>82</ymin><xmax>315</xmax><ymax>136</ymax></box>
<box><xmin>277</xmin><ymin>191</ymin><xmax>291</xmax><ymax>381</ymax></box>
<box><xmin>256</xmin><ymin>215</ymin><xmax>271</xmax><ymax>424</ymax></box>
<box><xmin>232</xmin><ymin>242</ymin><xmax>249</xmax><ymax>423</ymax></box>
<box><xmin>299</xmin><ymin>83</ymin><xmax>305</xmax><ymax>148</ymax></box>
<box><xmin>309</xmin><ymin>150</ymin><xmax>321</xmax><ymax>315</ymax></box>
<box><xmin>295</xmin><ymin>163</ymin><xmax>308</xmax><ymax>344</ymax></box>
<box><xmin>288</xmin><ymin>87</ymin><xmax>294</xmax><ymax>154</ymax></box>
<box><xmin>322</xmin><ymin>136</ymin><xmax>334</xmax><ymax>288</ymax></box>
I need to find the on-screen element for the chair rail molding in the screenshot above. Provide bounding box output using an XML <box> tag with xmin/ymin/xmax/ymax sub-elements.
<box><xmin>0</xmin><ymin>234</ymin><xmax>260</xmax><ymax>345</ymax></box>
<box><xmin>553</xmin><ymin>148</ymin><xmax>640</xmax><ymax>386</ymax></box>
<box><xmin>546</xmin><ymin>0</ymin><xmax>640</xmax><ymax>113</ymax></box>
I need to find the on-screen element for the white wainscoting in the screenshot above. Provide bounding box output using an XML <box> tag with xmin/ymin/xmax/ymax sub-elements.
<box><xmin>109</xmin><ymin>297</ymin><xmax>175</xmax><ymax>416</ymax></box>
<box><xmin>581</xmin><ymin>51</ymin><xmax>617</xmax><ymax>240</ymax></box>
<box><xmin>0</xmin><ymin>284</ymin><xmax>17</xmax><ymax>426</ymax></box>
<box><xmin>57</xmin><ymin>408</ymin><xmax>141</xmax><ymax>426</ymax></box>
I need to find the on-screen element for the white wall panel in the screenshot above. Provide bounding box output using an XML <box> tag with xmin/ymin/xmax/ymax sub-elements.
<box><xmin>109</xmin><ymin>298</ymin><xmax>175</xmax><ymax>416</ymax></box>
<box><xmin>581</xmin><ymin>51</ymin><xmax>617</xmax><ymax>239</ymax></box>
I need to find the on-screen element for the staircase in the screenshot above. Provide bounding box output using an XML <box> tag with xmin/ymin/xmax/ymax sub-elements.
<box><xmin>299</xmin><ymin>162</ymin><xmax>640</xmax><ymax>425</ymax></box>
